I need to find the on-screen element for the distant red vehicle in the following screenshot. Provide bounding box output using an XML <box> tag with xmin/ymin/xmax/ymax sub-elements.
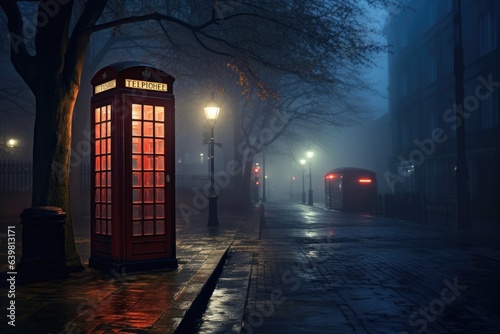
<box><xmin>324</xmin><ymin>167</ymin><xmax>377</xmax><ymax>212</ymax></box>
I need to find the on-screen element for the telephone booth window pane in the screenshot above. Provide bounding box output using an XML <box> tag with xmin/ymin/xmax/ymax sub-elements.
<box><xmin>95</xmin><ymin>124</ymin><xmax>101</xmax><ymax>139</ymax></box>
<box><xmin>133</xmin><ymin>172</ymin><xmax>142</xmax><ymax>186</ymax></box>
<box><xmin>95</xmin><ymin>204</ymin><xmax>101</xmax><ymax>218</ymax></box>
<box><xmin>96</xmin><ymin>220</ymin><xmax>101</xmax><ymax>234</ymax></box>
<box><xmin>101</xmin><ymin>204</ymin><xmax>106</xmax><ymax>218</ymax></box>
<box><xmin>155</xmin><ymin>139</ymin><xmax>164</xmax><ymax>154</ymax></box>
<box><xmin>132</xmin><ymin>138</ymin><xmax>142</xmax><ymax>153</ymax></box>
<box><xmin>132</xmin><ymin>121</ymin><xmax>141</xmax><ymax>136</ymax></box>
<box><xmin>101</xmin><ymin>156</ymin><xmax>106</xmax><ymax>170</ymax></box>
<box><xmin>144</xmin><ymin>138</ymin><xmax>153</xmax><ymax>154</ymax></box>
<box><xmin>144</xmin><ymin>122</ymin><xmax>153</xmax><ymax>136</ymax></box>
<box><xmin>132</xmin><ymin>104</ymin><xmax>142</xmax><ymax>120</ymax></box>
<box><xmin>156</xmin><ymin>189</ymin><xmax>165</xmax><ymax>202</ymax></box>
<box><xmin>144</xmin><ymin>105</ymin><xmax>153</xmax><ymax>120</ymax></box>
<box><xmin>107</xmin><ymin>155</ymin><xmax>112</xmax><ymax>170</ymax></box>
<box><xmin>107</xmin><ymin>105</ymin><xmax>112</xmax><ymax>119</ymax></box>
<box><xmin>155</xmin><ymin>106</ymin><xmax>164</xmax><ymax>121</ymax></box>
<box><xmin>101</xmin><ymin>188</ymin><xmax>106</xmax><ymax>202</ymax></box>
<box><xmin>107</xmin><ymin>188</ymin><xmax>112</xmax><ymax>202</ymax></box>
<box><xmin>95</xmin><ymin>107</ymin><xmax>101</xmax><ymax>123</ymax></box>
<box><xmin>101</xmin><ymin>107</ymin><xmax>107</xmax><ymax>121</ymax></box>
<box><xmin>144</xmin><ymin>172</ymin><xmax>153</xmax><ymax>186</ymax></box>
<box><xmin>156</xmin><ymin>172</ymin><xmax>165</xmax><ymax>186</ymax></box>
<box><xmin>133</xmin><ymin>221</ymin><xmax>142</xmax><ymax>236</ymax></box>
<box><xmin>107</xmin><ymin>204</ymin><xmax>112</xmax><ymax>218</ymax></box>
<box><xmin>144</xmin><ymin>205</ymin><xmax>154</xmax><ymax>219</ymax></box>
<box><xmin>107</xmin><ymin>172</ymin><xmax>112</xmax><ymax>186</ymax></box>
<box><xmin>156</xmin><ymin>221</ymin><xmax>165</xmax><ymax>235</ymax></box>
<box><xmin>133</xmin><ymin>205</ymin><xmax>142</xmax><ymax>219</ymax></box>
<box><xmin>144</xmin><ymin>156</ymin><xmax>153</xmax><ymax>170</ymax></box>
<box><xmin>132</xmin><ymin>155</ymin><xmax>142</xmax><ymax>170</ymax></box>
<box><xmin>95</xmin><ymin>140</ymin><xmax>101</xmax><ymax>155</ymax></box>
<box><xmin>133</xmin><ymin>189</ymin><xmax>142</xmax><ymax>202</ymax></box>
<box><xmin>95</xmin><ymin>173</ymin><xmax>101</xmax><ymax>186</ymax></box>
<box><xmin>107</xmin><ymin>221</ymin><xmax>112</xmax><ymax>235</ymax></box>
<box><xmin>95</xmin><ymin>157</ymin><xmax>101</xmax><ymax>171</ymax></box>
<box><xmin>144</xmin><ymin>188</ymin><xmax>154</xmax><ymax>202</ymax></box>
<box><xmin>107</xmin><ymin>138</ymin><xmax>111</xmax><ymax>152</ymax></box>
<box><xmin>95</xmin><ymin>189</ymin><xmax>101</xmax><ymax>202</ymax></box>
<box><xmin>155</xmin><ymin>156</ymin><xmax>164</xmax><ymax>170</ymax></box>
<box><xmin>156</xmin><ymin>204</ymin><xmax>165</xmax><ymax>218</ymax></box>
<box><xmin>101</xmin><ymin>139</ymin><xmax>106</xmax><ymax>154</ymax></box>
<box><xmin>144</xmin><ymin>221</ymin><xmax>154</xmax><ymax>235</ymax></box>
<box><xmin>101</xmin><ymin>123</ymin><xmax>106</xmax><ymax>137</ymax></box>
<box><xmin>106</xmin><ymin>122</ymin><xmax>111</xmax><ymax>135</ymax></box>
<box><xmin>155</xmin><ymin>123</ymin><xmax>164</xmax><ymax>138</ymax></box>
<box><xmin>101</xmin><ymin>173</ymin><xmax>106</xmax><ymax>187</ymax></box>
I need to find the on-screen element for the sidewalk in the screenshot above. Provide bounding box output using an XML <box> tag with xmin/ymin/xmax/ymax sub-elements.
<box><xmin>0</xmin><ymin>206</ymin><xmax>261</xmax><ymax>334</ymax></box>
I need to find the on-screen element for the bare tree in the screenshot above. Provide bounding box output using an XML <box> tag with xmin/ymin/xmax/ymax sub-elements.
<box><xmin>0</xmin><ymin>0</ymin><xmax>400</xmax><ymax>271</ymax></box>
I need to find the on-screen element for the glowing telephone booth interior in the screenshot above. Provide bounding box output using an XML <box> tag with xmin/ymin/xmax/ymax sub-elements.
<box><xmin>89</xmin><ymin>61</ymin><xmax>177</xmax><ymax>271</ymax></box>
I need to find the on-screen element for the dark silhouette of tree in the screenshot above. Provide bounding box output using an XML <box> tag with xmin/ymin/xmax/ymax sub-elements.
<box><xmin>0</xmin><ymin>0</ymin><xmax>400</xmax><ymax>271</ymax></box>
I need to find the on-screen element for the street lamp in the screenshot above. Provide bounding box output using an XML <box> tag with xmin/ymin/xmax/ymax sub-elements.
<box><xmin>306</xmin><ymin>150</ymin><xmax>314</xmax><ymax>205</ymax></box>
<box><xmin>7</xmin><ymin>138</ymin><xmax>17</xmax><ymax>148</ymax></box>
<box><xmin>204</xmin><ymin>95</ymin><xmax>220</xmax><ymax>227</ymax></box>
<box><xmin>300</xmin><ymin>159</ymin><xmax>306</xmax><ymax>204</ymax></box>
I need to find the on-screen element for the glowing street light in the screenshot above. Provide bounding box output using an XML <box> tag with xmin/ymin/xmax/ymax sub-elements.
<box><xmin>204</xmin><ymin>95</ymin><xmax>220</xmax><ymax>227</ymax></box>
<box><xmin>7</xmin><ymin>138</ymin><xmax>17</xmax><ymax>148</ymax></box>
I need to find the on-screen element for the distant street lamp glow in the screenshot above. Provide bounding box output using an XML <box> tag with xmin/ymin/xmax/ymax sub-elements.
<box><xmin>7</xmin><ymin>138</ymin><xmax>17</xmax><ymax>148</ymax></box>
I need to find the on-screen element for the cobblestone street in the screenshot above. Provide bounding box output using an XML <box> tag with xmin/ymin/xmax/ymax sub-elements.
<box><xmin>203</xmin><ymin>201</ymin><xmax>500</xmax><ymax>334</ymax></box>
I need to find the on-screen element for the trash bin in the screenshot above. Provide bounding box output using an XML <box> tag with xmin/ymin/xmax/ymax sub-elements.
<box><xmin>17</xmin><ymin>206</ymin><xmax>67</xmax><ymax>283</ymax></box>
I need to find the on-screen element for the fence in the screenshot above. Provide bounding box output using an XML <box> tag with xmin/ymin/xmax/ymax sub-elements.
<box><xmin>377</xmin><ymin>193</ymin><xmax>458</xmax><ymax>226</ymax></box>
<box><xmin>0</xmin><ymin>160</ymin><xmax>32</xmax><ymax>193</ymax></box>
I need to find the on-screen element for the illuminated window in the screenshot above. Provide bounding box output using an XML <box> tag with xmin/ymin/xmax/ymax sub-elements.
<box><xmin>94</xmin><ymin>104</ymin><xmax>112</xmax><ymax>235</ymax></box>
<box><xmin>131</xmin><ymin>103</ymin><xmax>167</xmax><ymax>236</ymax></box>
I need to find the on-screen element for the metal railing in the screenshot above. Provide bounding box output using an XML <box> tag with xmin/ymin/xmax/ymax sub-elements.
<box><xmin>0</xmin><ymin>160</ymin><xmax>32</xmax><ymax>193</ymax></box>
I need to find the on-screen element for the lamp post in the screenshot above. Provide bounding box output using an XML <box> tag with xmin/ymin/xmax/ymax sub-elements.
<box><xmin>204</xmin><ymin>95</ymin><xmax>220</xmax><ymax>227</ymax></box>
<box><xmin>306</xmin><ymin>150</ymin><xmax>314</xmax><ymax>206</ymax></box>
<box><xmin>300</xmin><ymin>159</ymin><xmax>306</xmax><ymax>204</ymax></box>
<box><xmin>262</xmin><ymin>150</ymin><xmax>267</xmax><ymax>202</ymax></box>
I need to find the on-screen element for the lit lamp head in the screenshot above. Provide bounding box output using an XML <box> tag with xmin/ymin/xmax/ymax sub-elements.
<box><xmin>306</xmin><ymin>151</ymin><xmax>314</xmax><ymax>159</ymax></box>
<box><xmin>7</xmin><ymin>138</ymin><xmax>17</xmax><ymax>148</ymax></box>
<box><xmin>300</xmin><ymin>159</ymin><xmax>306</xmax><ymax>166</ymax></box>
<box><xmin>204</xmin><ymin>94</ymin><xmax>220</xmax><ymax>125</ymax></box>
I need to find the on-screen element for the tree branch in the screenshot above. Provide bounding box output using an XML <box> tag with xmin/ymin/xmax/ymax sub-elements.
<box><xmin>0</xmin><ymin>0</ymin><xmax>36</xmax><ymax>89</ymax></box>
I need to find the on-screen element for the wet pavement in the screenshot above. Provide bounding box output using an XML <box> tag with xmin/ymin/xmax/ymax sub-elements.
<box><xmin>198</xmin><ymin>201</ymin><xmax>500</xmax><ymax>334</ymax></box>
<box><xmin>0</xmin><ymin>206</ymin><xmax>260</xmax><ymax>334</ymax></box>
<box><xmin>1</xmin><ymin>200</ymin><xmax>500</xmax><ymax>333</ymax></box>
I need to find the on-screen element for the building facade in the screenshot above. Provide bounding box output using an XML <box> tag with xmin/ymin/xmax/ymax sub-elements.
<box><xmin>385</xmin><ymin>0</ymin><xmax>499</xmax><ymax>222</ymax></box>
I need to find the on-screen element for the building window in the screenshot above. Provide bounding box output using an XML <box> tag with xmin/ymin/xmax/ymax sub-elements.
<box><xmin>482</xmin><ymin>93</ymin><xmax>499</xmax><ymax>129</ymax></box>
<box><xmin>402</xmin><ymin>71</ymin><xmax>409</xmax><ymax>96</ymax></box>
<box><xmin>401</xmin><ymin>25</ymin><xmax>408</xmax><ymax>48</ymax></box>
<box><xmin>427</xmin><ymin>50</ymin><xmax>437</xmax><ymax>84</ymax></box>
<box><xmin>443</xmin><ymin>38</ymin><xmax>454</xmax><ymax>74</ymax></box>
<box><xmin>479</xmin><ymin>9</ymin><xmax>497</xmax><ymax>57</ymax></box>
<box><xmin>426</xmin><ymin>2</ymin><xmax>436</xmax><ymax>29</ymax></box>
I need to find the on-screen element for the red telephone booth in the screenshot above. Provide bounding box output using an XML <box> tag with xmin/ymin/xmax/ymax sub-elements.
<box><xmin>89</xmin><ymin>62</ymin><xmax>177</xmax><ymax>271</ymax></box>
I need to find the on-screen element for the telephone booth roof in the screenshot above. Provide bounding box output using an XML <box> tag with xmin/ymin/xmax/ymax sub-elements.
<box><xmin>91</xmin><ymin>61</ymin><xmax>175</xmax><ymax>95</ymax></box>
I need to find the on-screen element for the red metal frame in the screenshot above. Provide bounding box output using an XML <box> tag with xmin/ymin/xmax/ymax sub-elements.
<box><xmin>89</xmin><ymin>62</ymin><xmax>177</xmax><ymax>272</ymax></box>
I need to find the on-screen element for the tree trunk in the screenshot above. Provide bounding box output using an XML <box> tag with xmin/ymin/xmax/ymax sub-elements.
<box><xmin>32</xmin><ymin>75</ymin><xmax>83</xmax><ymax>272</ymax></box>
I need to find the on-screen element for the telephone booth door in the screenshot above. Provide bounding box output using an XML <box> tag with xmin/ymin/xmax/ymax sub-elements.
<box><xmin>89</xmin><ymin>62</ymin><xmax>177</xmax><ymax>272</ymax></box>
